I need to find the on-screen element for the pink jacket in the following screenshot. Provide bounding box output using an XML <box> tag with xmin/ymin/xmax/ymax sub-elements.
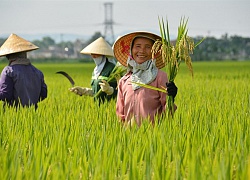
<box><xmin>116</xmin><ymin>70</ymin><xmax>169</xmax><ymax>125</ymax></box>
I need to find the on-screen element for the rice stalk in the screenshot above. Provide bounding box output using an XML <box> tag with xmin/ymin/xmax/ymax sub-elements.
<box><xmin>153</xmin><ymin>16</ymin><xmax>204</xmax><ymax>118</ymax></box>
<box><xmin>131</xmin><ymin>81</ymin><xmax>166</xmax><ymax>93</ymax></box>
<box><xmin>94</xmin><ymin>63</ymin><xmax>127</xmax><ymax>98</ymax></box>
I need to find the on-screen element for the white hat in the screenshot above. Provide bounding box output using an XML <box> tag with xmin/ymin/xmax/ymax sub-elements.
<box><xmin>80</xmin><ymin>37</ymin><xmax>114</xmax><ymax>57</ymax></box>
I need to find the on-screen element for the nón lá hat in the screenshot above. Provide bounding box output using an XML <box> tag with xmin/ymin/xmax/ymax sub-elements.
<box><xmin>0</xmin><ymin>33</ymin><xmax>39</xmax><ymax>57</ymax></box>
<box><xmin>80</xmin><ymin>37</ymin><xmax>114</xmax><ymax>57</ymax></box>
<box><xmin>113</xmin><ymin>31</ymin><xmax>165</xmax><ymax>69</ymax></box>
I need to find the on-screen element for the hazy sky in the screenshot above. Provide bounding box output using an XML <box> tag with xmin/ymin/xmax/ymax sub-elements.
<box><xmin>0</xmin><ymin>0</ymin><xmax>249</xmax><ymax>42</ymax></box>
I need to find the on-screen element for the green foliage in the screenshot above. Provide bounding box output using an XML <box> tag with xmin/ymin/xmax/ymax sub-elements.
<box><xmin>86</xmin><ymin>32</ymin><xmax>103</xmax><ymax>45</ymax></box>
<box><xmin>32</xmin><ymin>36</ymin><xmax>56</xmax><ymax>49</ymax></box>
<box><xmin>0</xmin><ymin>61</ymin><xmax>249</xmax><ymax>179</ymax></box>
<box><xmin>1</xmin><ymin>31</ymin><xmax>250</xmax><ymax>61</ymax></box>
<box><xmin>192</xmin><ymin>35</ymin><xmax>250</xmax><ymax>61</ymax></box>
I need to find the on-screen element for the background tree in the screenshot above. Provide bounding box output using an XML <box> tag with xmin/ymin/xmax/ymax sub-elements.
<box><xmin>1</xmin><ymin>32</ymin><xmax>250</xmax><ymax>61</ymax></box>
<box><xmin>85</xmin><ymin>32</ymin><xmax>103</xmax><ymax>45</ymax></box>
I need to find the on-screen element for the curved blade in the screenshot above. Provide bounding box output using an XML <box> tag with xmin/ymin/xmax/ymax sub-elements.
<box><xmin>56</xmin><ymin>71</ymin><xmax>75</xmax><ymax>86</ymax></box>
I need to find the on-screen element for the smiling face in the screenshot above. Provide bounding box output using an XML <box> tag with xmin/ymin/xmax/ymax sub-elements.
<box><xmin>131</xmin><ymin>37</ymin><xmax>154</xmax><ymax>64</ymax></box>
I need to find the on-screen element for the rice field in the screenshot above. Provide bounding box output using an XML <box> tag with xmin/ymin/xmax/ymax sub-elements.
<box><xmin>0</xmin><ymin>61</ymin><xmax>249</xmax><ymax>179</ymax></box>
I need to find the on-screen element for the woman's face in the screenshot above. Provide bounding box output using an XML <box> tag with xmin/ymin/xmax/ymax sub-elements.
<box><xmin>91</xmin><ymin>54</ymin><xmax>102</xmax><ymax>58</ymax></box>
<box><xmin>131</xmin><ymin>37</ymin><xmax>154</xmax><ymax>64</ymax></box>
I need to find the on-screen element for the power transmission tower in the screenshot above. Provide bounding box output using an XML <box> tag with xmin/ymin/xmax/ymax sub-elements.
<box><xmin>103</xmin><ymin>2</ymin><xmax>114</xmax><ymax>44</ymax></box>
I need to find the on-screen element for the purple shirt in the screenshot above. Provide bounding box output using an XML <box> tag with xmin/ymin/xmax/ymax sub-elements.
<box><xmin>116</xmin><ymin>70</ymin><xmax>170</xmax><ymax>125</ymax></box>
<box><xmin>0</xmin><ymin>64</ymin><xmax>47</xmax><ymax>108</ymax></box>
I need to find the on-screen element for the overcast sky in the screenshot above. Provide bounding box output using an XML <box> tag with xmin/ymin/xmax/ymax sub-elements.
<box><xmin>0</xmin><ymin>0</ymin><xmax>249</xmax><ymax>42</ymax></box>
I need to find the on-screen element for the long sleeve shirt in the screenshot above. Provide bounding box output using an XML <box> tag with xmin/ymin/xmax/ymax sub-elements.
<box><xmin>0</xmin><ymin>64</ymin><xmax>47</xmax><ymax>108</ymax></box>
<box><xmin>116</xmin><ymin>70</ymin><xmax>169</xmax><ymax>125</ymax></box>
<box><xmin>91</xmin><ymin>60</ymin><xmax>117</xmax><ymax>103</ymax></box>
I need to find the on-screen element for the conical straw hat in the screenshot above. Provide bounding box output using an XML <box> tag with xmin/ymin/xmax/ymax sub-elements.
<box><xmin>113</xmin><ymin>31</ymin><xmax>165</xmax><ymax>69</ymax></box>
<box><xmin>80</xmin><ymin>37</ymin><xmax>114</xmax><ymax>57</ymax></box>
<box><xmin>0</xmin><ymin>33</ymin><xmax>39</xmax><ymax>57</ymax></box>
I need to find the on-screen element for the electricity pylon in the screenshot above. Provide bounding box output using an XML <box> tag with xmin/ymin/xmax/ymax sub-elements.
<box><xmin>103</xmin><ymin>2</ymin><xmax>115</xmax><ymax>44</ymax></box>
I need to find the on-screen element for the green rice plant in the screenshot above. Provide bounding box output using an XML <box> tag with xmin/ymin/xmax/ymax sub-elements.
<box><xmin>132</xmin><ymin>17</ymin><xmax>204</xmax><ymax>119</ymax></box>
<box><xmin>0</xmin><ymin>61</ymin><xmax>249</xmax><ymax>179</ymax></box>
<box><xmin>152</xmin><ymin>17</ymin><xmax>204</xmax><ymax>118</ymax></box>
<box><xmin>94</xmin><ymin>62</ymin><xmax>127</xmax><ymax>98</ymax></box>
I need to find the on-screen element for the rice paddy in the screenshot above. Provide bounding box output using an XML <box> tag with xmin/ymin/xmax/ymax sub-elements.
<box><xmin>0</xmin><ymin>61</ymin><xmax>249</xmax><ymax>179</ymax></box>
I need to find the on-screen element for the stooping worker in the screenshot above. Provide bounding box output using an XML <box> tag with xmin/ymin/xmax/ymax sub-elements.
<box><xmin>69</xmin><ymin>37</ymin><xmax>117</xmax><ymax>103</ymax></box>
<box><xmin>0</xmin><ymin>33</ymin><xmax>48</xmax><ymax>109</ymax></box>
<box><xmin>113</xmin><ymin>31</ymin><xmax>178</xmax><ymax>126</ymax></box>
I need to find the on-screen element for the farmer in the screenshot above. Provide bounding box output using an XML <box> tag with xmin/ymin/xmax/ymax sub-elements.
<box><xmin>69</xmin><ymin>37</ymin><xmax>117</xmax><ymax>103</ymax></box>
<box><xmin>113</xmin><ymin>31</ymin><xmax>178</xmax><ymax>126</ymax></box>
<box><xmin>0</xmin><ymin>33</ymin><xmax>48</xmax><ymax>109</ymax></box>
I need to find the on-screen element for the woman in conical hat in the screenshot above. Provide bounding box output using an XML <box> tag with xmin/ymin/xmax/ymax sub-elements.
<box><xmin>113</xmin><ymin>31</ymin><xmax>178</xmax><ymax>126</ymax></box>
<box><xmin>0</xmin><ymin>33</ymin><xmax>47</xmax><ymax>109</ymax></box>
<box><xmin>69</xmin><ymin>37</ymin><xmax>118</xmax><ymax>103</ymax></box>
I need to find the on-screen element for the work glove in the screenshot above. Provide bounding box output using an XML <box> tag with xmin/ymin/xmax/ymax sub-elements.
<box><xmin>166</xmin><ymin>81</ymin><xmax>178</xmax><ymax>99</ymax></box>
<box><xmin>99</xmin><ymin>80</ymin><xmax>114</xmax><ymax>95</ymax></box>
<box><xmin>69</xmin><ymin>86</ymin><xmax>93</xmax><ymax>96</ymax></box>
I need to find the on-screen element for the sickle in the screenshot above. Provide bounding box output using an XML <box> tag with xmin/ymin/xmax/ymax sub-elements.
<box><xmin>56</xmin><ymin>71</ymin><xmax>75</xmax><ymax>86</ymax></box>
